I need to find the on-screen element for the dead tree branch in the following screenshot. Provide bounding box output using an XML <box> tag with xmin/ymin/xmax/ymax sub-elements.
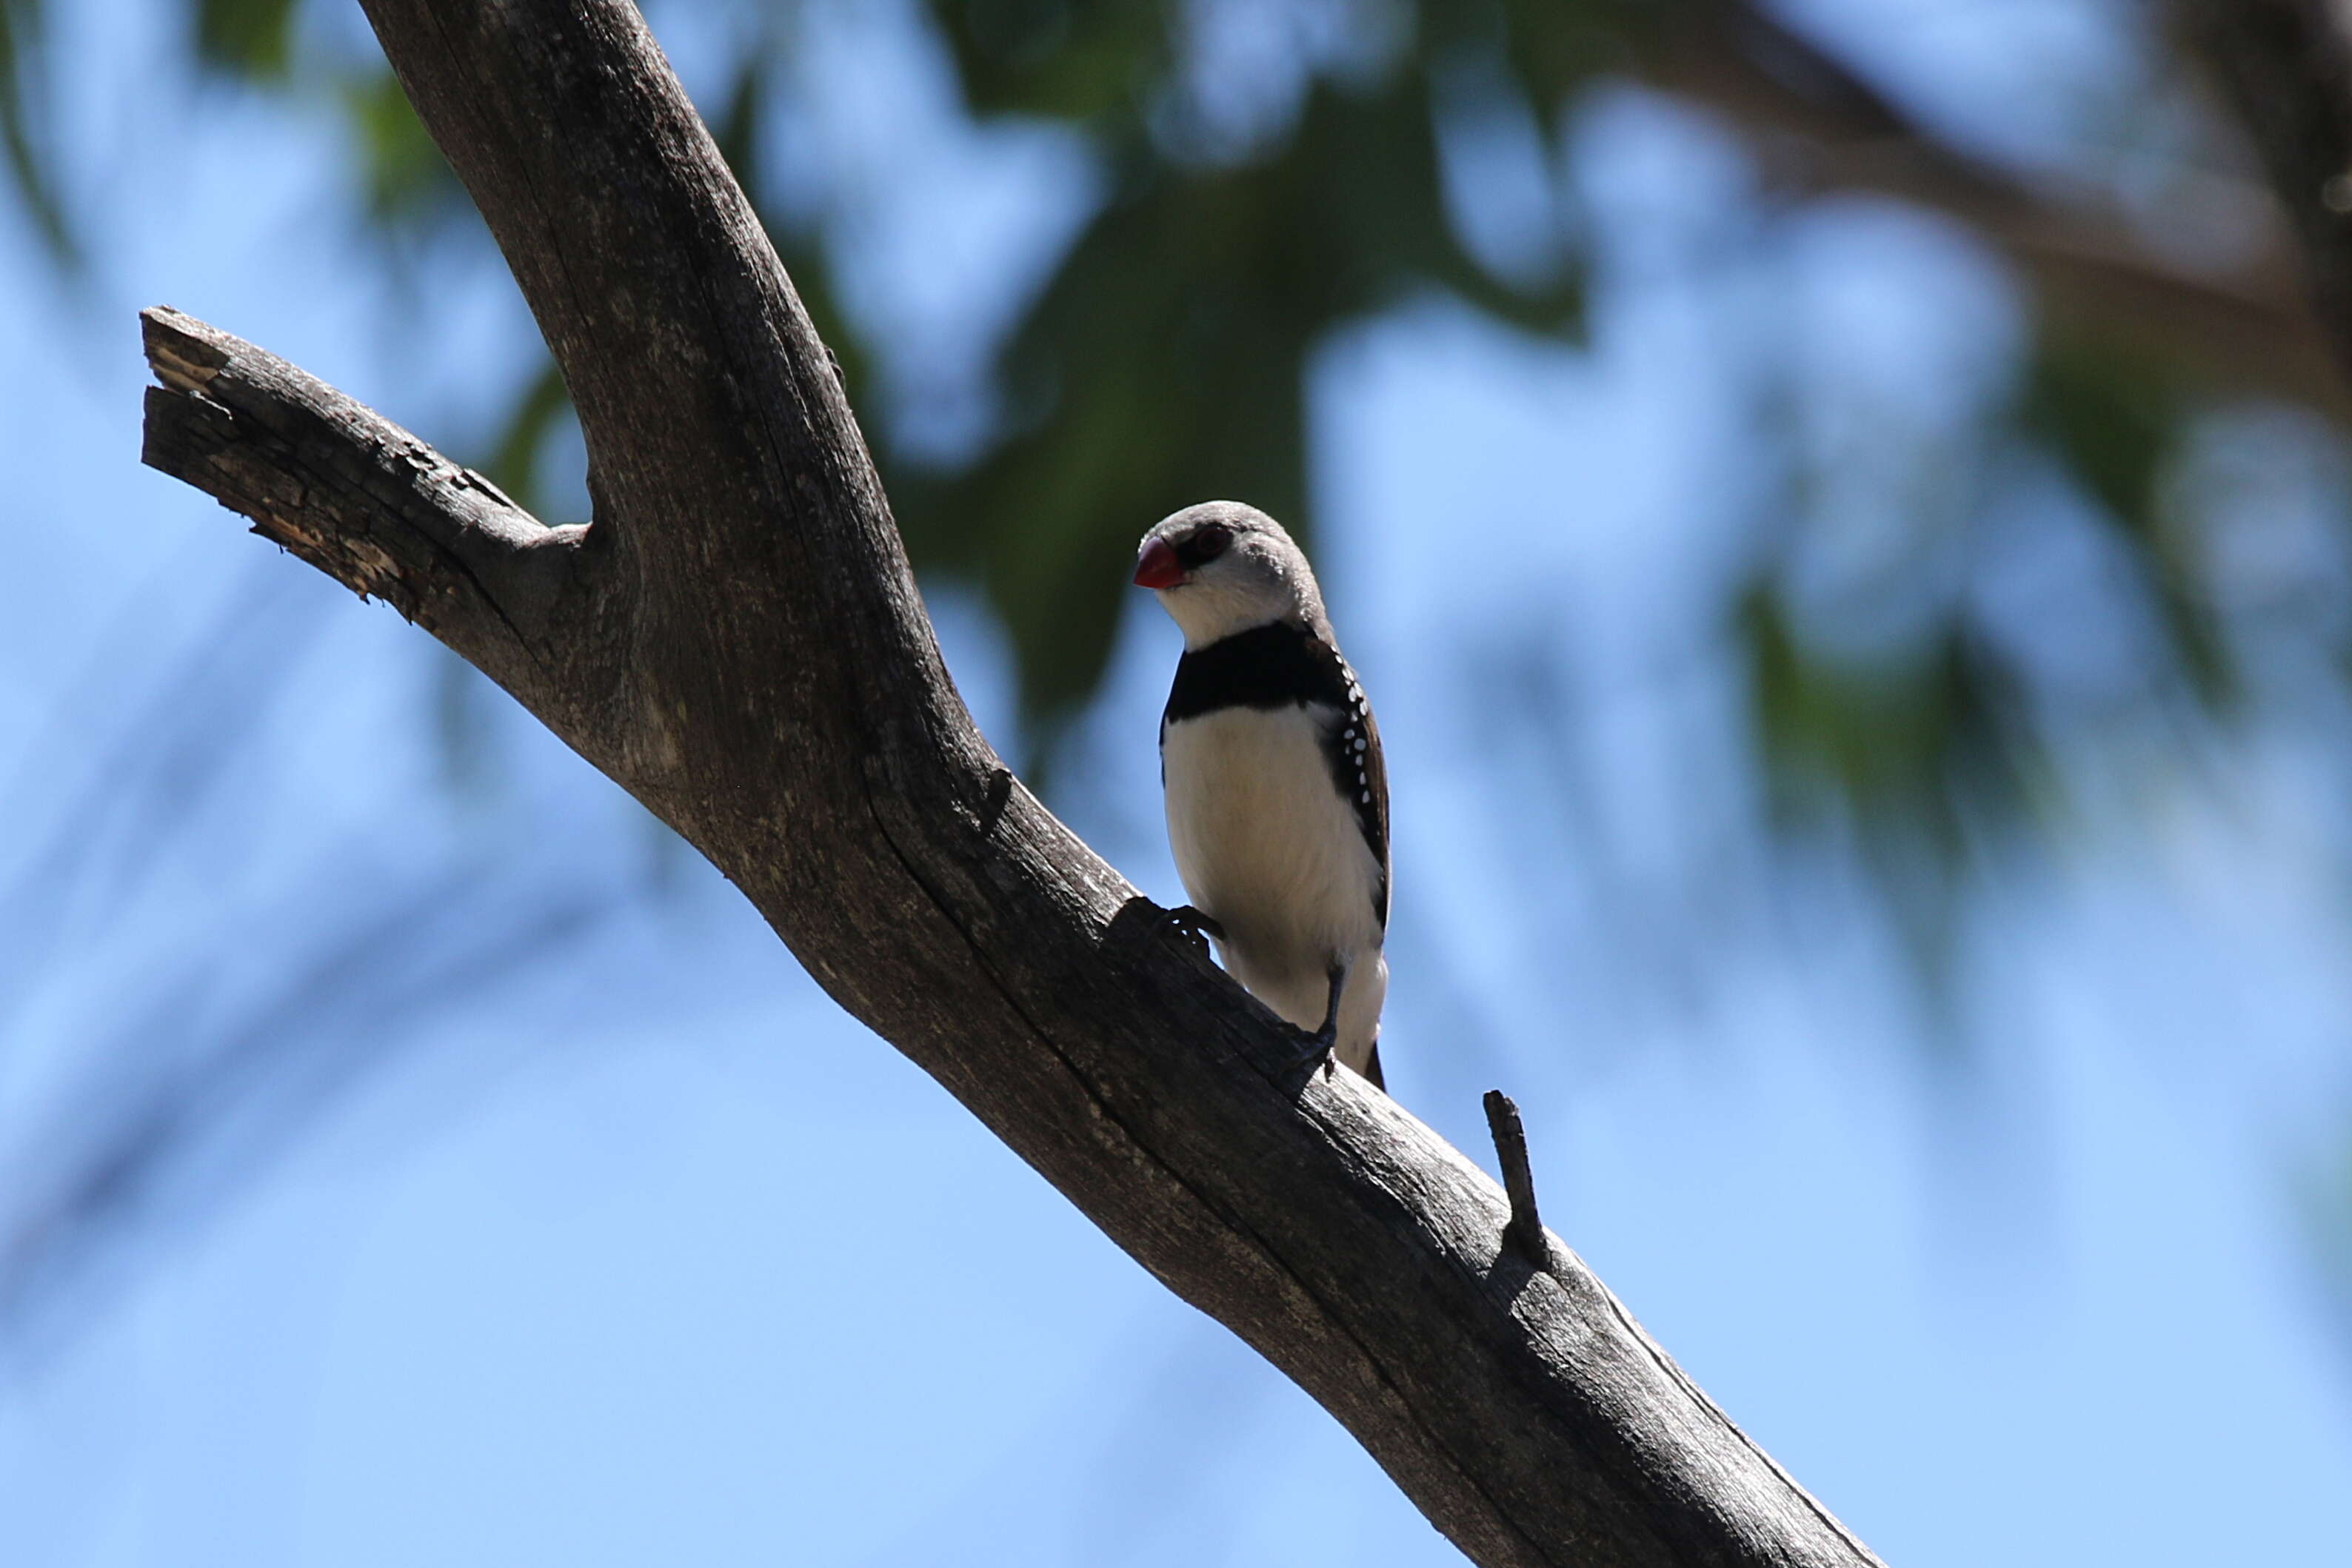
<box><xmin>1483</xmin><ymin>1090</ymin><xmax>1554</xmax><ymax>1272</ymax></box>
<box><xmin>2169</xmin><ymin>0</ymin><xmax>2352</xmax><ymax>390</ymax></box>
<box><xmin>136</xmin><ymin>4</ymin><xmax>1882</xmax><ymax>1564</ymax></box>
<box><xmin>1654</xmin><ymin>0</ymin><xmax>2348</xmax><ymax>415</ymax></box>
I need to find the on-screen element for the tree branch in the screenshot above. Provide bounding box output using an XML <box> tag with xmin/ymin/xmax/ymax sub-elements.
<box><xmin>1484</xmin><ymin>1090</ymin><xmax>1554</xmax><ymax>1272</ymax></box>
<box><xmin>136</xmin><ymin>4</ymin><xmax>1884</xmax><ymax>1564</ymax></box>
<box><xmin>1652</xmin><ymin>0</ymin><xmax>2349</xmax><ymax>415</ymax></box>
<box><xmin>139</xmin><ymin>307</ymin><xmax>599</xmax><ymax>719</ymax></box>
<box><xmin>2167</xmin><ymin>0</ymin><xmax>2352</xmax><ymax>390</ymax></box>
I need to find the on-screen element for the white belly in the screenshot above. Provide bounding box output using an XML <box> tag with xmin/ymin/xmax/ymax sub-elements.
<box><xmin>1163</xmin><ymin>703</ymin><xmax>1387</xmax><ymax>1072</ymax></box>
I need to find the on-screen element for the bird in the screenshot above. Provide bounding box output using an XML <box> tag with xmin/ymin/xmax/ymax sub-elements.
<box><xmin>1133</xmin><ymin>500</ymin><xmax>1389</xmax><ymax>1090</ymax></box>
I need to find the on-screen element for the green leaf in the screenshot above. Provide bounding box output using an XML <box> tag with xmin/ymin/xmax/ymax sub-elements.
<box><xmin>931</xmin><ymin>0</ymin><xmax>1171</xmax><ymax>123</ymax></box>
<box><xmin>1739</xmin><ymin>575</ymin><xmax>2041</xmax><ymax>1006</ymax></box>
<box><xmin>2019</xmin><ymin>334</ymin><xmax>2234</xmax><ymax>707</ymax></box>
<box><xmin>477</xmin><ymin>360</ymin><xmax>572</xmax><ymax>521</ymax></box>
<box><xmin>894</xmin><ymin>39</ymin><xmax>1587</xmax><ymax>740</ymax></box>
<box><xmin>338</xmin><ymin>64</ymin><xmax>457</xmax><ymax>226</ymax></box>
<box><xmin>194</xmin><ymin>0</ymin><xmax>300</xmax><ymax>81</ymax></box>
<box><xmin>0</xmin><ymin>0</ymin><xmax>75</xmax><ymax>265</ymax></box>
<box><xmin>1739</xmin><ymin>580</ymin><xmax>2027</xmax><ymax>857</ymax></box>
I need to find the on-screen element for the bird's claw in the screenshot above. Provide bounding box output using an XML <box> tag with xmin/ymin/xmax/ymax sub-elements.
<box><xmin>1280</xmin><ymin>1019</ymin><xmax>1339</xmax><ymax>1079</ymax></box>
<box><xmin>1157</xmin><ymin>903</ymin><xmax>1225</xmax><ymax>962</ymax></box>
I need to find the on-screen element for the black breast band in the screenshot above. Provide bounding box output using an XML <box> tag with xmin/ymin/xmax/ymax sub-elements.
<box><xmin>1163</xmin><ymin>621</ymin><xmax>1349</xmax><ymax>720</ymax></box>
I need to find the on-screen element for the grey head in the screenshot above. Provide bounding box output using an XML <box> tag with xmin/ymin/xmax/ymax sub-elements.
<box><xmin>1132</xmin><ymin>500</ymin><xmax>1330</xmax><ymax>650</ymax></box>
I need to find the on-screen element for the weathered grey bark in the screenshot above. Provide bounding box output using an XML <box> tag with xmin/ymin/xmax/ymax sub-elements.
<box><xmin>2171</xmin><ymin>1</ymin><xmax>2352</xmax><ymax>390</ymax></box>
<box><xmin>138</xmin><ymin>4</ymin><xmax>1884</xmax><ymax>1565</ymax></box>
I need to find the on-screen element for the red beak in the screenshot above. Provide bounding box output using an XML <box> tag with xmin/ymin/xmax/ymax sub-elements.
<box><xmin>1133</xmin><ymin>539</ymin><xmax>1186</xmax><ymax>589</ymax></box>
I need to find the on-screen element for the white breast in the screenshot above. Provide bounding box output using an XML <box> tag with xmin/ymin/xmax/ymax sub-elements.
<box><xmin>1162</xmin><ymin>702</ymin><xmax>1386</xmax><ymax>1065</ymax></box>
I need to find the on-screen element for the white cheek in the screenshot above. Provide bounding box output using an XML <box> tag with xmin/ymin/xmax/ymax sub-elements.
<box><xmin>1157</xmin><ymin>566</ymin><xmax>1294</xmax><ymax>649</ymax></box>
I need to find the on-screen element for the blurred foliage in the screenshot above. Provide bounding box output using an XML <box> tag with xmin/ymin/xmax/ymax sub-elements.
<box><xmin>0</xmin><ymin>0</ymin><xmax>2331</xmax><ymax>906</ymax></box>
<box><xmin>8</xmin><ymin>0</ymin><xmax>2352</xmax><ymax>1367</ymax></box>
<box><xmin>1740</xmin><ymin>580</ymin><xmax>2031</xmax><ymax>995</ymax></box>
<box><xmin>2019</xmin><ymin>334</ymin><xmax>2234</xmax><ymax>706</ymax></box>
<box><xmin>916</xmin><ymin>12</ymin><xmax>1585</xmax><ymax>718</ymax></box>
<box><xmin>2306</xmin><ymin>1113</ymin><xmax>2352</xmax><ymax>1367</ymax></box>
<box><xmin>1742</xmin><ymin>586</ymin><xmax>2027</xmax><ymax>864</ymax></box>
<box><xmin>336</xmin><ymin>61</ymin><xmax>455</xmax><ymax>227</ymax></box>
<box><xmin>195</xmin><ymin>0</ymin><xmax>298</xmax><ymax>77</ymax></box>
<box><xmin>0</xmin><ymin>0</ymin><xmax>70</xmax><ymax>261</ymax></box>
<box><xmin>10</xmin><ymin>0</ymin><xmax>1595</xmax><ymax>730</ymax></box>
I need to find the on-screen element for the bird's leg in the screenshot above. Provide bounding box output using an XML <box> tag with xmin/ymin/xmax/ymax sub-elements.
<box><xmin>1280</xmin><ymin>959</ymin><xmax>1349</xmax><ymax>1077</ymax></box>
<box><xmin>1157</xmin><ymin>903</ymin><xmax>1226</xmax><ymax>962</ymax></box>
<box><xmin>1312</xmin><ymin>961</ymin><xmax>1345</xmax><ymax>1050</ymax></box>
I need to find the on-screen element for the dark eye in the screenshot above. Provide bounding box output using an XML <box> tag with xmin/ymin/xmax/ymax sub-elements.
<box><xmin>1177</xmin><ymin>523</ymin><xmax>1232</xmax><ymax>568</ymax></box>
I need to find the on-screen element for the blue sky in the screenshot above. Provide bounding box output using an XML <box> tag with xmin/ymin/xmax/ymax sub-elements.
<box><xmin>3</xmin><ymin>1</ymin><xmax>2351</xmax><ymax>1564</ymax></box>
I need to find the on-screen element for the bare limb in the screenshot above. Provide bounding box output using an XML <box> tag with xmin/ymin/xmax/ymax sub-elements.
<box><xmin>2168</xmin><ymin>0</ymin><xmax>2352</xmax><ymax>389</ymax></box>
<box><xmin>138</xmin><ymin>307</ymin><xmax>601</xmax><ymax>720</ymax></box>
<box><xmin>1652</xmin><ymin>0</ymin><xmax>2348</xmax><ymax>413</ymax></box>
<box><xmin>1484</xmin><ymin>1090</ymin><xmax>1554</xmax><ymax>1270</ymax></box>
<box><xmin>137</xmin><ymin>4</ymin><xmax>1884</xmax><ymax>1564</ymax></box>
